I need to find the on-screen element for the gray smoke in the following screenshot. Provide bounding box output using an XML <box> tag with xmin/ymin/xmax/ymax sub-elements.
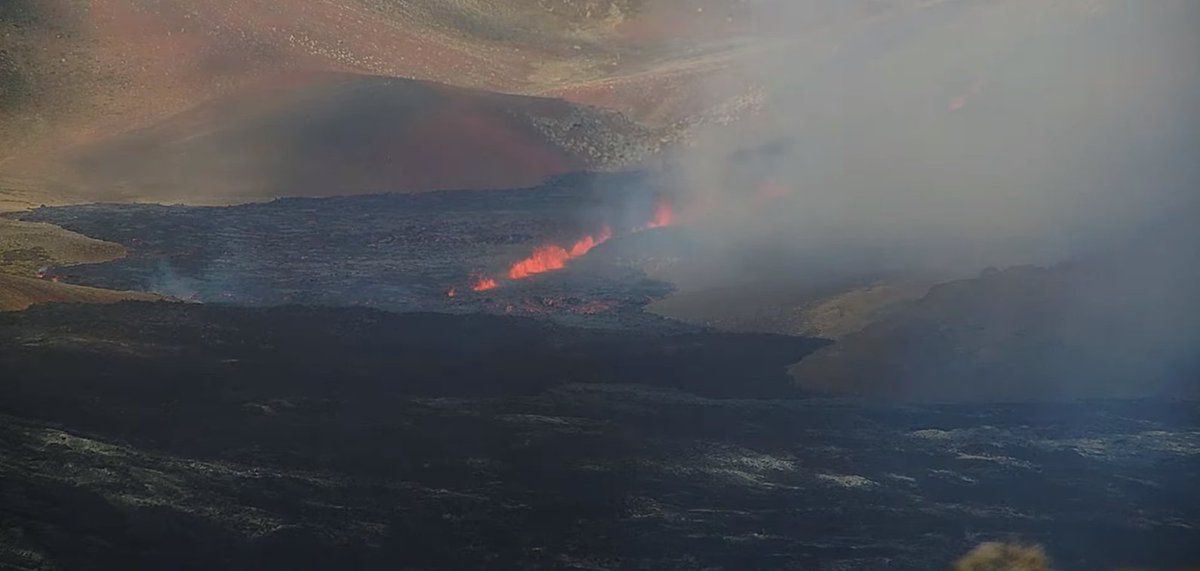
<box><xmin>656</xmin><ymin>0</ymin><xmax>1200</xmax><ymax>398</ymax></box>
<box><xmin>668</xmin><ymin>0</ymin><xmax>1198</xmax><ymax>284</ymax></box>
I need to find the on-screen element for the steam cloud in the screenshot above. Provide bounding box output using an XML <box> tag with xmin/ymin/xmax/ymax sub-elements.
<box><xmin>671</xmin><ymin>0</ymin><xmax>1198</xmax><ymax>283</ymax></box>
<box><xmin>656</xmin><ymin>0</ymin><xmax>1200</xmax><ymax>398</ymax></box>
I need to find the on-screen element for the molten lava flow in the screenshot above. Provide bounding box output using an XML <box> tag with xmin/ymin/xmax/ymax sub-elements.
<box><xmin>645</xmin><ymin>196</ymin><xmax>675</xmax><ymax>229</ymax></box>
<box><xmin>508</xmin><ymin>226</ymin><xmax>612</xmax><ymax>280</ymax></box>
<box><xmin>446</xmin><ymin>286</ymin><xmax>457</xmax><ymax>298</ymax></box>
<box><xmin>472</xmin><ymin>276</ymin><xmax>499</xmax><ymax>292</ymax></box>
<box><xmin>459</xmin><ymin>195</ymin><xmax>673</xmax><ymax>294</ymax></box>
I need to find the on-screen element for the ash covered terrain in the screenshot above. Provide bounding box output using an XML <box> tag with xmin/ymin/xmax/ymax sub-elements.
<box><xmin>3</xmin><ymin>182</ymin><xmax>1199</xmax><ymax>569</ymax></box>
<box><xmin>1</xmin><ymin>302</ymin><xmax>1197</xmax><ymax>570</ymax></box>
<box><xmin>6</xmin><ymin>172</ymin><xmax>1200</xmax><ymax>569</ymax></box>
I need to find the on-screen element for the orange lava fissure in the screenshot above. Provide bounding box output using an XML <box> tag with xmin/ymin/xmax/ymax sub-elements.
<box><xmin>507</xmin><ymin>226</ymin><xmax>612</xmax><ymax>280</ymax></box>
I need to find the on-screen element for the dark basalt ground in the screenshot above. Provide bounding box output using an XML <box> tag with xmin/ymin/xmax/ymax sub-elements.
<box><xmin>1</xmin><ymin>302</ymin><xmax>1198</xmax><ymax>570</ymax></box>
<box><xmin>6</xmin><ymin>178</ymin><xmax>1200</xmax><ymax>569</ymax></box>
<box><xmin>14</xmin><ymin>174</ymin><xmax>679</xmax><ymax>327</ymax></box>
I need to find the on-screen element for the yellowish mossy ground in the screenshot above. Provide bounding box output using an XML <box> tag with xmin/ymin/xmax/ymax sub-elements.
<box><xmin>0</xmin><ymin>216</ymin><xmax>160</xmax><ymax>310</ymax></box>
<box><xmin>952</xmin><ymin>542</ymin><xmax>1200</xmax><ymax>571</ymax></box>
<box><xmin>0</xmin><ymin>273</ymin><xmax>160</xmax><ymax>312</ymax></box>
<box><xmin>953</xmin><ymin>543</ymin><xmax>1052</xmax><ymax>571</ymax></box>
<box><xmin>0</xmin><ymin>218</ymin><xmax>125</xmax><ymax>276</ymax></box>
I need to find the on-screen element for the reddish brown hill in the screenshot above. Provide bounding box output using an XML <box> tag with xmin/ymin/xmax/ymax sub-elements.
<box><xmin>4</xmin><ymin>0</ymin><xmax>1119</xmax><ymax>207</ymax></box>
<box><xmin>51</xmin><ymin>72</ymin><xmax>658</xmax><ymax>203</ymax></box>
<box><xmin>0</xmin><ymin>0</ymin><xmax>888</xmax><ymax>199</ymax></box>
<box><xmin>0</xmin><ymin>0</ymin><xmax>752</xmax><ymax>161</ymax></box>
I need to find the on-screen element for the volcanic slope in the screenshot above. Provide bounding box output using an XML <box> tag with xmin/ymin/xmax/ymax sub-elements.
<box><xmin>0</xmin><ymin>0</ymin><xmax>749</xmax><ymax>202</ymax></box>
<box><xmin>0</xmin><ymin>0</ymin><xmax>945</xmax><ymax>206</ymax></box>
<box><xmin>0</xmin><ymin>0</ymin><xmax>886</xmax><ymax>150</ymax></box>
<box><xmin>51</xmin><ymin>73</ymin><xmax>660</xmax><ymax>203</ymax></box>
<box><xmin>790</xmin><ymin>257</ymin><xmax>1200</xmax><ymax>403</ymax></box>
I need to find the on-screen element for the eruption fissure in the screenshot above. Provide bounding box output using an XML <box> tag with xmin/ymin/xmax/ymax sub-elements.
<box><xmin>508</xmin><ymin>226</ymin><xmax>612</xmax><ymax>280</ymax></box>
<box><xmin>451</xmin><ymin>195</ymin><xmax>676</xmax><ymax>295</ymax></box>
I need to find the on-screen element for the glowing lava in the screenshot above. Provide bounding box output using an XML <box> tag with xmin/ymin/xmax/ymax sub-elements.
<box><xmin>446</xmin><ymin>286</ymin><xmax>457</xmax><ymax>298</ymax></box>
<box><xmin>508</xmin><ymin>226</ymin><xmax>612</xmax><ymax>280</ymax></box>
<box><xmin>644</xmin><ymin>196</ymin><xmax>675</xmax><ymax>229</ymax></box>
<box><xmin>453</xmin><ymin>196</ymin><xmax>678</xmax><ymax>295</ymax></box>
<box><xmin>472</xmin><ymin>276</ymin><xmax>499</xmax><ymax>291</ymax></box>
